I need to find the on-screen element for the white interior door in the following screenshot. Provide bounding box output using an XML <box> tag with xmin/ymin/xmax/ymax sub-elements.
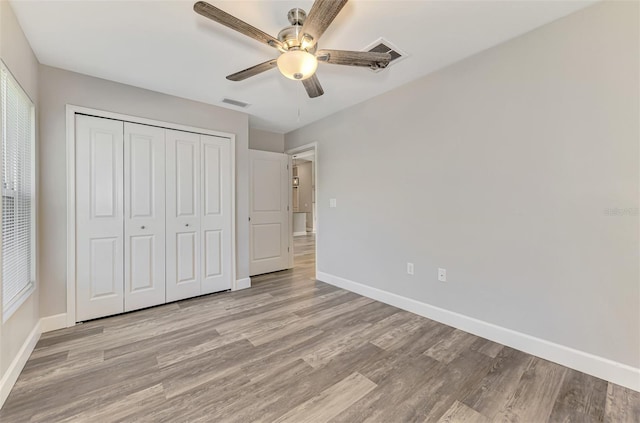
<box><xmin>201</xmin><ymin>135</ymin><xmax>233</xmax><ymax>294</ymax></box>
<box><xmin>76</xmin><ymin>115</ymin><xmax>124</xmax><ymax>321</ymax></box>
<box><xmin>249</xmin><ymin>150</ymin><xmax>289</xmax><ymax>276</ymax></box>
<box><xmin>166</xmin><ymin>129</ymin><xmax>201</xmax><ymax>302</ymax></box>
<box><xmin>124</xmin><ymin>122</ymin><xmax>166</xmax><ymax>312</ymax></box>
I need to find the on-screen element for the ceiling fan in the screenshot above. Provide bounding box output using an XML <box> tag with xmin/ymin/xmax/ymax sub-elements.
<box><xmin>194</xmin><ymin>0</ymin><xmax>392</xmax><ymax>98</ymax></box>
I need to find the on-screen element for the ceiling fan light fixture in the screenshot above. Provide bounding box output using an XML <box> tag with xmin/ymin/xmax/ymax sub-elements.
<box><xmin>300</xmin><ymin>35</ymin><xmax>315</xmax><ymax>51</ymax></box>
<box><xmin>277</xmin><ymin>50</ymin><xmax>318</xmax><ymax>80</ymax></box>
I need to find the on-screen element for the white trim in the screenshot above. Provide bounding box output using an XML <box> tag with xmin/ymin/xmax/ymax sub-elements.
<box><xmin>2</xmin><ymin>283</ymin><xmax>35</xmax><ymax>323</ymax></box>
<box><xmin>40</xmin><ymin>313</ymin><xmax>67</xmax><ymax>333</ymax></box>
<box><xmin>234</xmin><ymin>277</ymin><xmax>251</xmax><ymax>291</ymax></box>
<box><xmin>293</xmin><ymin>231</ymin><xmax>308</xmax><ymax>237</ymax></box>
<box><xmin>317</xmin><ymin>271</ymin><xmax>640</xmax><ymax>392</ymax></box>
<box><xmin>65</xmin><ymin>107</ymin><xmax>76</xmax><ymax>327</ymax></box>
<box><xmin>229</xmin><ymin>138</ymin><xmax>237</xmax><ymax>296</ymax></box>
<box><xmin>286</xmin><ymin>142</ymin><xmax>318</xmax><ymax>279</ymax></box>
<box><xmin>66</xmin><ymin>104</ymin><xmax>237</xmax><ymax>326</ymax></box>
<box><xmin>0</xmin><ymin>320</ymin><xmax>40</xmax><ymax>408</ymax></box>
<box><xmin>287</xmin><ymin>156</ymin><xmax>294</xmax><ymax>269</ymax></box>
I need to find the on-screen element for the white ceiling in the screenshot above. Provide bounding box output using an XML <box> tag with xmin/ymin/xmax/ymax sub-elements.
<box><xmin>10</xmin><ymin>0</ymin><xmax>595</xmax><ymax>133</ymax></box>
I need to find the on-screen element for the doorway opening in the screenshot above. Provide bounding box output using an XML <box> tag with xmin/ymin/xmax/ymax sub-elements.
<box><xmin>287</xmin><ymin>143</ymin><xmax>317</xmax><ymax>276</ymax></box>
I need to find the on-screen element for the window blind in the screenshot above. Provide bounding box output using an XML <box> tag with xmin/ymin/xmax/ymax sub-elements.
<box><xmin>1</xmin><ymin>62</ymin><xmax>35</xmax><ymax>320</ymax></box>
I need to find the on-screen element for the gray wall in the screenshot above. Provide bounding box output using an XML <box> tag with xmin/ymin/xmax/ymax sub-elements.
<box><xmin>249</xmin><ymin>128</ymin><xmax>284</xmax><ymax>153</ymax></box>
<box><xmin>0</xmin><ymin>0</ymin><xmax>40</xmax><ymax>379</ymax></box>
<box><xmin>296</xmin><ymin>162</ymin><xmax>313</xmax><ymax>213</ymax></box>
<box><xmin>286</xmin><ymin>1</ymin><xmax>639</xmax><ymax>368</ymax></box>
<box><xmin>38</xmin><ymin>65</ymin><xmax>250</xmax><ymax>318</ymax></box>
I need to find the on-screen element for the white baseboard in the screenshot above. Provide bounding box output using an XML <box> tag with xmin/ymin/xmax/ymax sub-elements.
<box><xmin>0</xmin><ymin>320</ymin><xmax>41</xmax><ymax>409</ymax></box>
<box><xmin>40</xmin><ymin>313</ymin><xmax>67</xmax><ymax>333</ymax></box>
<box><xmin>234</xmin><ymin>277</ymin><xmax>251</xmax><ymax>291</ymax></box>
<box><xmin>317</xmin><ymin>271</ymin><xmax>640</xmax><ymax>392</ymax></box>
<box><xmin>293</xmin><ymin>231</ymin><xmax>307</xmax><ymax>237</ymax></box>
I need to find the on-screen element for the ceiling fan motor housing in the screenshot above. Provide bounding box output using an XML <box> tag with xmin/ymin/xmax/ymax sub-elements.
<box><xmin>287</xmin><ymin>8</ymin><xmax>306</xmax><ymax>25</ymax></box>
<box><xmin>278</xmin><ymin>8</ymin><xmax>317</xmax><ymax>53</ymax></box>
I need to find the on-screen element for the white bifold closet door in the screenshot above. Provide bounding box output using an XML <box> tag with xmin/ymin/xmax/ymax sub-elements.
<box><xmin>77</xmin><ymin>117</ymin><xmax>167</xmax><ymax>321</ymax></box>
<box><xmin>123</xmin><ymin>122</ymin><xmax>166</xmax><ymax>312</ymax></box>
<box><xmin>165</xmin><ymin>130</ymin><xmax>201</xmax><ymax>302</ymax></box>
<box><xmin>76</xmin><ymin>115</ymin><xmax>125</xmax><ymax>321</ymax></box>
<box><xmin>200</xmin><ymin>135</ymin><xmax>233</xmax><ymax>294</ymax></box>
<box><xmin>76</xmin><ymin>115</ymin><xmax>232</xmax><ymax>321</ymax></box>
<box><xmin>165</xmin><ymin>130</ymin><xmax>232</xmax><ymax>302</ymax></box>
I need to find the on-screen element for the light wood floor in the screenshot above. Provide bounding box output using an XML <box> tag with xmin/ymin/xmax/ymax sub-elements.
<box><xmin>294</xmin><ymin>233</ymin><xmax>315</xmax><ymax>257</ymax></box>
<box><xmin>1</xmin><ymin>236</ymin><xmax>638</xmax><ymax>422</ymax></box>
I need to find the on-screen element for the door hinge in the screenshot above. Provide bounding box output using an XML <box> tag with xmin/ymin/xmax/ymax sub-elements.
<box><xmin>287</xmin><ymin>205</ymin><xmax>289</xmax><ymax>211</ymax></box>
<box><xmin>288</xmin><ymin>247</ymin><xmax>290</xmax><ymax>252</ymax></box>
<box><xmin>248</xmin><ymin>216</ymin><xmax>251</xmax><ymax>222</ymax></box>
<box><xmin>287</xmin><ymin>164</ymin><xmax>289</xmax><ymax>170</ymax></box>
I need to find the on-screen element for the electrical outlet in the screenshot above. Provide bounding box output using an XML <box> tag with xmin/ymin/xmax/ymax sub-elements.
<box><xmin>438</xmin><ymin>268</ymin><xmax>447</xmax><ymax>282</ymax></box>
<box><xmin>330</xmin><ymin>198</ymin><xmax>337</xmax><ymax>208</ymax></box>
<box><xmin>407</xmin><ymin>263</ymin><xmax>414</xmax><ymax>275</ymax></box>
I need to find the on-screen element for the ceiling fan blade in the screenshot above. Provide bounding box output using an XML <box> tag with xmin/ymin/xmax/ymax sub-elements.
<box><xmin>300</xmin><ymin>0</ymin><xmax>348</xmax><ymax>46</ymax></box>
<box><xmin>226</xmin><ymin>59</ymin><xmax>278</xmax><ymax>81</ymax></box>
<box><xmin>302</xmin><ymin>74</ymin><xmax>324</xmax><ymax>98</ymax></box>
<box><xmin>194</xmin><ymin>1</ymin><xmax>284</xmax><ymax>51</ymax></box>
<box><xmin>316</xmin><ymin>49</ymin><xmax>391</xmax><ymax>69</ymax></box>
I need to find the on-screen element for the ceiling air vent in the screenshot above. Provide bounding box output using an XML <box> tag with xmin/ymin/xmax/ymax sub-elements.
<box><xmin>362</xmin><ymin>38</ymin><xmax>407</xmax><ymax>72</ymax></box>
<box><xmin>222</xmin><ymin>98</ymin><xmax>250</xmax><ymax>108</ymax></box>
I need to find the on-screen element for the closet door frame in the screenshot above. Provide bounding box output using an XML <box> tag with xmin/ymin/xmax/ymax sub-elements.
<box><xmin>65</xmin><ymin>105</ymin><xmax>236</xmax><ymax>327</ymax></box>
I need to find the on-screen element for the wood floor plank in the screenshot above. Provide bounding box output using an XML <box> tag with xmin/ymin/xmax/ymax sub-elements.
<box><xmin>358</xmin><ymin>321</ymin><xmax>454</xmax><ymax>386</ymax></box>
<box><xmin>1</xmin><ymin>234</ymin><xmax>637</xmax><ymax>423</ymax></box>
<box><xmin>494</xmin><ymin>357</ymin><xmax>568</xmax><ymax>422</ymax></box>
<box><xmin>103</xmin><ymin>322</ymin><xmax>221</xmax><ymax>361</ymax></box>
<box><xmin>274</xmin><ymin>372</ymin><xmax>377</xmax><ymax>423</ymax></box>
<box><xmin>461</xmin><ymin>346</ymin><xmax>535</xmax><ymax>419</ymax></box>
<box><xmin>343</xmin><ymin>349</ymin><xmax>490</xmax><ymax>422</ymax></box>
<box><xmin>369</xmin><ymin>312</ymin><xmax>424</xmax><ymax>350</ymax></box>
<box><xmin>420</xmin><ymin>350</ymin><xmax>495</xmax><ymax>421</ymax></box>
<box><xmin>605</xmin><ymin>383</ymin><xmax>640</xmax><ymax>423</ymax></box>
<box><xmin>188</xmin><ymin>360</ymin><xmax>316</xmax><ymax>423</ymax></box>
<box><xmin>11</xmin><ymin>349</ymin><xmax>105</xmax><ymax>390</ymax></box>
<box><xmin>295</xmin><ymin>295</ymin><xmax>375</xmax><ymax>325</ymax></box>
<box><xmin>48</xmin><ymin>383</ymin><xmax>166</xmax><ymax>423</ymax></box>
<box><xmin>155</xmin><ymin>331</ymin><xmax>246</xmax><ymax>368</ymax></box>
<box><xmin>331</xmin><ymin>354</ymin><xmax>441</xmax><ymax>422</ymax></box>
<box><xmin>424</xmin><ymin>328</ymin><xmax>479</xmax><ymax>364</ymax></box>
<box><xmin>35</xmin><ymin>325</ymin><xmax>104</xmax><ymax>349</ymax></box>
<box><xmin>548</xmin><ymin>368</ymin><xmax>607</xmax><ymax>422</ymax></box>
<box><xmin>18</xmin><ymin>350</ymin><xmax>69</xmax><ymax>374</ymax></box>
<box><xmin>137</xmin><ymin>359</ymin><xmax>312</xmax><ymax>423</ymax></box>
<box><xmin>437</xmin><ymin>400</ymin><xmax>490</xmax><ymax>423</ymax></box>
<box><xmin>469</xmin><ymin>337</ymin><xmax>504</xmax><ymax>359</ymax></box>
<box><xmin>231</xmin><ymin>342</ymin><xmax>387</xmax><ymax>423</ymax></box>
<box><xmin>160</xmin><ymin>338</ymin><xmax>255</xmax><ymax>398</ymax></box>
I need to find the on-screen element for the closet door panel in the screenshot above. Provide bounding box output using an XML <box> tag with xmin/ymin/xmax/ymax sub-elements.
<box><xmin>177</xmin><ymin>231</ymin><xmax>198</xmax><ymax>282</ymax></box>
<box><xmin>201</xmin><ymin>136</ymin><xmax>232</xmax><ymax>294</ymax></box>
<box><xmin>76</xmin><ymin>115</ymin><xmax>124</xmax><ymax>321</ymax></box>
<box><xmin>124</xmin><ymin>123</ymin><xmax>166</xmax><ymax>312</ymax></box>
<box><xmin>166</xmin><ymin>129</ymin><xmax>201</xmax><ymax>301</ymax></box>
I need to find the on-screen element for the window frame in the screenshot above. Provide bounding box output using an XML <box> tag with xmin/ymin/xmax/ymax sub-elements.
<box><xmin>1</xmin><ymin>60</ymin><xmax>36</xmax><ymax>322</ymax></box>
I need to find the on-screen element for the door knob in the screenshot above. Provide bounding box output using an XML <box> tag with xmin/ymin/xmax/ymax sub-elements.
<box><xmin>185</xmin><ymin>223</ymin><xmax>190</xmax><ymax>227</ymax></box>
<box><xmin>141</xmin><ymin>226</ymin><xmax>146</xmax><ymax>229</ymax></box>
